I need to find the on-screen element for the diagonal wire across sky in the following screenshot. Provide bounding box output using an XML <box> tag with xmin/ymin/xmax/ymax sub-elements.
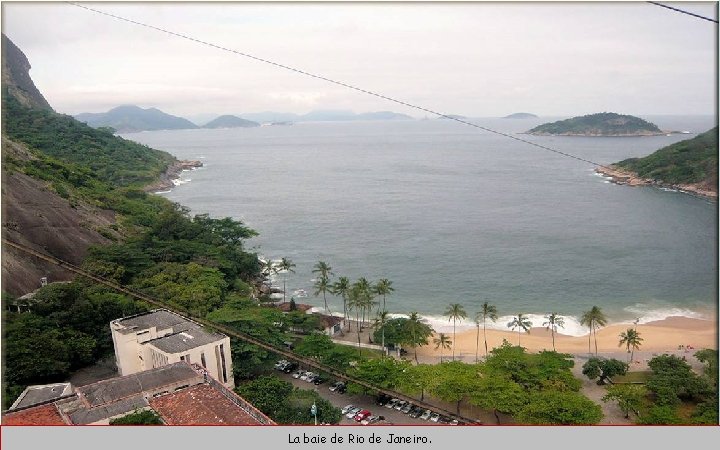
<box><xmin>66</xmin><ymin>2</ymin><xmax>716</xmax><ymax>171</ymax></box>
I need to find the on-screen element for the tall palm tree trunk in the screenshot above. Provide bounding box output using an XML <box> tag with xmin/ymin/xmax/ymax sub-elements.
<box><xmin>551</xmin><ymin>328</ymin><xmax>556</xmax><ymax>351</ymax></box>
<box><xmin>475</xmin><ymin>324</ymin><xmax>480</xmax><ymax>363</ymax></box>
<box><xmin>452</xmin><ymin>319</ymin><xmax>457</xmax><ymax>361</ymax></box>
<box><xmin>483</xmin><ymin>321</ymin><xmax>489</xmax><ymax>358</ymax></box>
<box><xmin>587</xmin><ymin>325</ymin><xmax>592</xmax><ymax>354</ymax></box>
<box><xmin>593</xmin><ymin>327</ymin><xmax>599</xmax><ymax>355</ymax></box>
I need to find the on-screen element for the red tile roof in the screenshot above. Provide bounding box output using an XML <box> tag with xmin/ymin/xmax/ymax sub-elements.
<box><xmin>3</xmin><ymin>403</ymin><xmax>68</xmax><ymax>425</ymax></box>
<box><xmin>316</xmin><ymin>314</ymin><xmax>343</xmax><ymax>329</ymax></box>
<box><xmin>149</xmin><ymin>384</ymin><xmax>268</xmax><ymax>425</ymax></box>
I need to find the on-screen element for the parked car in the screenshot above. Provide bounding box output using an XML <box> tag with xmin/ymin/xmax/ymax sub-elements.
<box><xmin>438</xmin><ymin>416</ymin><xmax>451</xmax><ymax>424</ymax></box>
<box><xmin>300</xmin><ymin>371</ymin><xmax>314</xmax><ymax>381</ymax></box>
<box><xmin>291</xmin><ymin>370</ymin><xmax>303</xmax><ymax>379</ymax></box>
<box><xmin>313</xmin><ymin>376</ymin><xmax>326</xmax><ymax>385</ymax></box>
<box><xmin>385</xmin><ymin>398</ymin><xmax>399</xmax><ymax>409</ymax></box>
<box><xmin>329</xmin><ymin>381</ymin><xmax>346</xmax><ymax>393</ymax></box>
<box><xmin>274</xmin><ymin>360</ymin><xmax>288</xmax><ymax>370</ymax></box>
<box><xmin>354</xmin><ymin>410</ymin><xmax>372</xmax><ymax>422</ymax></box>
<box><xmin>306</xmin><ymin>374</ymin><xmax>319</xmax><ymax>383</ymax></box>
<box><xmin>376</xmin><ymin>394</ymin><xmax>392</xmax><ymax>406</ymax></box>
<box><xmin>429</xmin><ymin>413</ymin><xmax>440</xmax><ymax>422</ymax></box>
<box><xmin>419</xmin><ymin>409</ymin><xmax>432</xmax><ymax>421</ymax></box>
<box><xmin>400</xmin><ymin>403</ymin><xmax>413</xmax><ymax>414</ymax></box>
<box><xmin>341</xmin><ymin>404</ymin><xmax>356</xmax><ymax>415</ymax></box>
<box><xmin>361</xmin><ymin>415</ymin><xmax>378</xmax><ymax>425</ymax></box>
<box><xmin>345</xmin><ymin>407</ymin><xmax>362</xmax><ymax>419</ymax></box>
<box><xmin>283</xmin><ymin>362</ymin><xmax>299</xmax><ymax>373</ymax></box>
<box><xmin>408</xmin><ymin>406</ymin><xmax>424</xmax><ymax>418</ymax></box>
<box><xmin>394</xmin><ymin>400</ymin><xmax>407</xmax><ymax>411</ymax></box>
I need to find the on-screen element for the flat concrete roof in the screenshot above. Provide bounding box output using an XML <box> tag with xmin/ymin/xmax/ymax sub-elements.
<box><xmin>145</xmin><ymin>327</ymin><xmax>226</xmax><ymax>354</ymax></box>
<box><xmin>113</xmin><ymin>309</ymin><xmax>192</xmax><ymax>334</ymax></box>
<box><xmin>10</xmin><ymin>383</ymin><xmax>73</xmax><ymax>410</ymax></box>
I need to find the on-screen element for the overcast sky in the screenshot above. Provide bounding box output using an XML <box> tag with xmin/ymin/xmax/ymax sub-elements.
<box><xmin>2</xmin><ymin>2</ymin><xmax>717</xmax><ymax>119</ymax></box>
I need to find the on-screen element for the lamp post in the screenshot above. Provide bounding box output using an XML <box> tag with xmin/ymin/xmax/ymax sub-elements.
<box><xmin>311</xmin><ymin>402</ymin><xmax>317</xmax><ymax>425</ymax></box>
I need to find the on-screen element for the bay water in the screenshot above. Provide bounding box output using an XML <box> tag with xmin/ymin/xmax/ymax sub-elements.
<box><xmin>124</xmin><ymin>116</ymin><xmax>717</xmax><ymax>335</ymax></box>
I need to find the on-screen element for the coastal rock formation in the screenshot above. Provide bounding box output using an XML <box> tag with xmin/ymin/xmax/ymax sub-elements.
<box><xmin>528</xmin><ymin>112</ymin><xmax>663</xmax><ymax>136</ymax></box>
<box><xmin>144</xmin><ymin>160</ymin><xmax>204</xmax><ymax>193</ymax></box>
<box><xmin>1</xmin><ymin>34</ymin><xmax>53</xmax><ymax>111</ymax></box>
<box><xmin>601</xmin><ymin>127</ymin><xmax>718</xmax><ymax>199</ymax></box>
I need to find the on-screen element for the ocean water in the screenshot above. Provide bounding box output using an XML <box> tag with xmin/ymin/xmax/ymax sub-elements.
<box><xmin>123</xmin><ymin>116</ymin><xmax>717</xmax><ymax>335</ymax></box>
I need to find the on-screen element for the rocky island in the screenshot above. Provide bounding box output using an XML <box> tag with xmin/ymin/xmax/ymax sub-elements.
<box><xmin>527</xmin><ymin>112</ymin><xmax>664</xmax><ymax>136</ymax></box>
<box><xmin>202</xmin><ymin>114</ymin><xmax>259</xmax><ymax>129</ymax></box>
<box><xmin>504</xmin><ymin>112</ymin><xmax>538</xmax><ymax>119</ymax></box>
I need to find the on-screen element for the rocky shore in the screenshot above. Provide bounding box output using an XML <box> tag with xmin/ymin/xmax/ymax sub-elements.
<box><xmin>144</xmin><ymin>159</ymin><xmax>203</xmax><ymax>193</ymax></box>
<box><xmin>595</xmin><ymin>165</ymin><xmax>717</xmax><ymax>200</ymax></box>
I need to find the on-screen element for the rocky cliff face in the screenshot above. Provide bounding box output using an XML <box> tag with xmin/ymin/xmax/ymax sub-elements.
<box><xmin>1</xmin><ymin>34</ymin><xmax>53</xmax><ymax>111</ymax></box>
<box><xmin>2</xmin><ymin>36</ymin><xmax>116</xmax><ymax>295</ymax></box>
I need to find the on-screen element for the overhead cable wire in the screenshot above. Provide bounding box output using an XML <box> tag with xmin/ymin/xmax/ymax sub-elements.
<box><xmin>69</xmin><ymin>2</ymin><xmax>661</xmax><ymax>172</ymax></box>
<box><xmin>647</xmin><ymin>2</ymin><xmax>719</xmax><ymax>23</ymax></box>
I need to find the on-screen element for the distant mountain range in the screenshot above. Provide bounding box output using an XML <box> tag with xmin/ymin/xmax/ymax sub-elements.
<box><xmin>75</xmin><ymin>107</ymin><xmax>415</xmax><ymax>132</ymax></box>
<box><xmin>75</xmin><ymin>105</ymin><xmax>198</xmax><ymax>133</ymax></box>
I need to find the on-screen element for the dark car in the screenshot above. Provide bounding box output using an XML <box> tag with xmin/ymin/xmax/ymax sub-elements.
<box><xmin>283</xmin><ymin>362</ymin><xmax>299</xmax><ymax>373</ymax></box>
<box><xmin>376</xmin><ymin>394</ymin><xmax>392</xmax><ymax>406</ymax></box>
<box><xmin>329</xmin><ymin>381</ymin><xmax>347</xmax><ymax>393</ymax></box>
<box><xmin>313</xmin><ymin>376</ymin><xmax>326</xmax><ymax>385</ymax></box>
<box><xmin>408</xmin><ymin>406</ymin><xmax>424</xmax><ymax>418</ymax></box>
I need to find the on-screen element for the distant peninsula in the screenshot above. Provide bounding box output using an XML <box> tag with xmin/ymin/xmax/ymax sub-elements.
<box><xmin>596</xmin><ymin>127</ymin><xmax>718</xmax><ymax>199</ymax></box>
<box><xmin>527</xmin><ymin>112</ymin><xmax>663</xmax><ymax>136</ymax></box>
<box><xmin>202</xmin><ymin>115</ymin><xmax>259</xmax><ymax>129</ymax></box>
<box><xmin>503</xmin><ymin>112</ymin><xmax>538</xmax><ymax>119</ymax></box>
<box><xmin>75</xmin><ymin>105</ymin><xmax>198</xmax><ymax>133</ymax></box>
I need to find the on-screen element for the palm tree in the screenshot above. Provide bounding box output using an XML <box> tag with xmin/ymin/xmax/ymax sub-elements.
<box><xmin>444</xmin><ymin>303</ymin><xmax>467</xmax><ymax>361</ymax></box>
<box><xmin>313</xmin><ymin>276</ymin><xmax>332</xmax><ymax>314</ymax></box>
<box><xmin>475</xmin><ymin>302</ymin><xmax>498</xmax><ymax>362</ymax></box>
<box><xmin>347</xmin><ymin>285</ymin><xmax>364</xmax><ymax>354</ymax></box>
<box><xmin>433</xmin><ymin>333</ymin><xmax>452</xmax><ymax>363</ymax></box>
<box><xmin>276</xmin><ymin>257</ymin><xmax>296</xmax><ymax>303</ymax></box>
<box><xmin>354</xmin><ymin>278</ymin><xmax>373</xmax><ymax>328</ymax></box>
<box><xmin>405</xmin><ymin>312</ymin><xmax>432</xmax><ymax>364</ymax></box>
<box><xmin>332</xmin><ymin>276</ymin><xmax>350</xmax><ymax>330</ymax></box>
<box><xmin>312</xmin><ymin>261</ymin><xmax>333</xmax><ymax>280</ymax></box>
<box><xmin>580</xmin><ymin>306</ymin><xmax>608</xmax><ymax>355</ymax></box>
<box><xmin>618</xmin><ymin>328</ymin><xmax>643</xmax><ymax>363</ymax></box>
<box><xmin>261</xmin><ymin>258</ymin><xmax>277</xmax><ymax>278</ymax></box>
<box><xmin>543</xmin><ymin>312</ymin><xmax>565</xmax><ymax>351</ymax></box>
<box><xmin>372</xmin><ymin>310</ymin><xmax>391</xmax><ymax>356</ymax></box>
<box><xmin>507</xmin><ymin>314</ymin><xmax>532</xmax><ymax>345</ymax></box>
<box><xmin>374</xmin><ymin>278</ymin><xmax>394</xmax><ymax>315</ymax></box>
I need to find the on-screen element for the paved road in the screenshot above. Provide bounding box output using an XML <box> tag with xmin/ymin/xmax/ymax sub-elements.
<box><xmin>277</xmin><ymin>370</ymin><xmax>438</xmax><ymax>426</ymax></box>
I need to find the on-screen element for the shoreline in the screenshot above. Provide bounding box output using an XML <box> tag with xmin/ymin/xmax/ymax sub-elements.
<box><xmin>144</xmin><ymin>159</ymin><xmax>203</xmax><ymax>193</ymax></box>
<box><xmin>595</xmin><ymin>165</ymin><xmax>717</xmax><ymax>200</ymax></box>
<box><xmin>414</xmin><ymin>316</ymin><xmax>716</xmax><ymax>360</ymax></box>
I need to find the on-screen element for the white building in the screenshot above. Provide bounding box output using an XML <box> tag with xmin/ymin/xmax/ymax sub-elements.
<box><xmin>110</xmin><ymin>309</ymin><xmax>233</xmax><ymax>388</ymax></box>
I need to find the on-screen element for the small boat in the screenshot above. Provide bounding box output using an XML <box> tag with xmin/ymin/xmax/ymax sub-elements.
<box><xmin>293</xmin><ymin>289</ymin><xmax>308</xmax><ymax>298</ymax></box>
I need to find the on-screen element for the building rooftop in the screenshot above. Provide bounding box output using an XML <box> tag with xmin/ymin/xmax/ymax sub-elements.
<box><xmin>9</xmin><ymin>383</ymin><xmax>73</xmax><ymax>410</ymax></box>
<box><xmin>316</xmin><ymin>314</ymin><xmax>344</xmax><ymax>329</ymax></box>
<box><xmin>113</xmin><ymin>309</ymin><xmax>192</xmax><ymax>335</ymax></box>
<box><xmin>76</xmin><ymin>362</ymin><xmax>200</xmax><ymax>407</ymax></box>
<box><xmin>149</xmin><ymin>384</ymin><xmax>270</xmax><ymax>425</ymax></box>
<box><xmin>3</xmin><ymin>403</ymin><xmax>68</xmax><ymax>425</ymax></box>
<box><xmin>67</xmin><ymin>395</ymin><xmax>148</xmax><ymax>425</ymax></box>
<box><xmin>145</xmin><ymin>327</ymin><xmax>226</xmax><ymax>354</ymax></box>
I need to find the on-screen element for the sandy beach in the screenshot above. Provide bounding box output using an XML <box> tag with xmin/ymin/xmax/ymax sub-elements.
<box><xmin>414</xmin><ymin>316</ymin><xmax>717</xmax><ymax>362</ymax></box>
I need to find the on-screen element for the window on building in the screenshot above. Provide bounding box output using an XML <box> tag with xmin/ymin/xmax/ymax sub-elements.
<box><xmin>219</xmin><ymin>344</ymin><xmax>228</xmax><ymax>383</ymax></box>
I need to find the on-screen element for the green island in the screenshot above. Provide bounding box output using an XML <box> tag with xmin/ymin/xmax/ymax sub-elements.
<box><xmin>527</xmin><ymin>112</ymin><xmax>664</xmax><ymax>136</ymax></box>
<box><xmin>2</xmin><ymin>35</ymin><xmax>717</xmax><ymax>426</ymax></box>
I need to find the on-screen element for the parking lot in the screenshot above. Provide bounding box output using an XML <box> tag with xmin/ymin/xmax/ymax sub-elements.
<box><xmin>274</xmin><ymin>361</ymin><xmax>455</xmax><ymax>426</ymax></box>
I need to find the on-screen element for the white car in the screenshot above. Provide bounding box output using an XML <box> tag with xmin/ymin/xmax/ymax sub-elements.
<box><xmin>300</xmin><ymin>371</ymin><xmax>312</xmax><ymax>381</ymax></box>
<box><xmin>361</xmin><ymin>415</ymin><xmax>378</xmax><ymax>425</ymax></box>
<box><xmin>430</xmin><ymin>413</ymin><xmax>440</xmax><ymax>422</ymax></box>
<box><xmin>394</xmin><ymin>400</ymin><xmax>407</xmax><ymax>411</ymax></box>
<box><xmin>341</xmin><ymin>404</ymin><xmax>355</xmax><ymax>415</ymax></box>
<box><xmin>385</xmin><ymin>399</ymin><xmax>399</xmax><ymax>409</ymax></box>
<box><xmin>345</xmin><ymin>407</ymin><xmax>362</xmax><ymax>419</ymax></box>
<box><xmin>291</xmin><ymin>370</ymin><xmax>303</xmax><ymax>379</ymax></box>
<box><xmin>419</xmin><ymin>410</ymin><xmax>432</xmax><ymax>421</ymax></box>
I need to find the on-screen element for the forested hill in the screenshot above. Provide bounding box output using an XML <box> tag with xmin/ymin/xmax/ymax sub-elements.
<box><xmin>527</xmin><ymin>113</ymin><xmax>663</xmax><ymax>136</ymax></box>
<box><xmin>614</xmin><ymin>127</ymin><xmax>718</xmax><ymax>190</ymax></box>
<box><xmin>203</xmin><ymin>114</ymin><xmax>260</xmax><ymax>128</ymax></box>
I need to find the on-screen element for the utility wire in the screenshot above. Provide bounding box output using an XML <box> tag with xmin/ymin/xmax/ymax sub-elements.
<box><xmin>69</xmin><ymin>2</ymin><xmax>653</xmax><ymax>172</ymax></box>
<box><xmin>647</xmin><ymin>2</ymin><xmax>719</xmax><ymax>24</ymax></box>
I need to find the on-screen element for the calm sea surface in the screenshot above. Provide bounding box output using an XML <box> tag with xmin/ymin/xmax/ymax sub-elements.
<box><xmin>124</xmin><ymin>116</ymin><xmax>717</xmax><ymax>335</ymax></box>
